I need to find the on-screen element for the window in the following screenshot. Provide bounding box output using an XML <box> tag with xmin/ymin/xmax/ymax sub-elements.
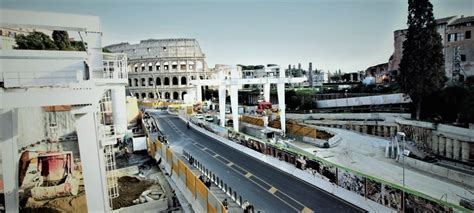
<box><xmin>461</xmin><ymin>54</ymin><xmax>466</xmax><ymax>62</ymax></box>
<box><xmin>458</xmin><ymin>33</ymin><xmax>464</xmax><ymax>41</ymax></box>
<box><xmin>147</xmin><ymin>47</ymin><xmax>150</xmax><ymax>53</ymax></box>
<box><xmin>466</xmin><ymin>31</ymin><xmax>471</xmax><ymax>39</ymax></box>
<box><xmin>133</xmin><ymin>49</ymin><xmax>136</xmax><ymax>53</ymax></box>
<box><xmin>162</xmin><ymin>46</ymin><xmax>167</xmax><ymax>51</ymax></box>
<box><xmin>448</xmin><ymin>33</ymin><xmax>456</xmax><ymax>42</ymax></box>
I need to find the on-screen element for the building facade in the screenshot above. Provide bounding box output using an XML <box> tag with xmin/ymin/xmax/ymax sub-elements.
<box><xmin>445</xmin><ymin>16</ymin><xmax>474</xmax><ymax>79</ymax></box>
<box><xmin>387</xmin><ymin>16</ymin><xmax>474</xmax><ymax>80</ymax></box>
<box><xmin>105</xmin><ymin>38</ymin><xmax>213</xmax><ymax>100</ymax></box>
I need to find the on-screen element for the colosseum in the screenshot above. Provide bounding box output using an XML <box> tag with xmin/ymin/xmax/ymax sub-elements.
<box><xmin>105</xmin><ymin>38</ymin><xmax>213</xmax><ymax>100</ymax></box>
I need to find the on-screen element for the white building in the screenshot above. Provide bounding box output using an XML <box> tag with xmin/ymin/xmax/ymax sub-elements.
<box><xmin>1</xmin><ymin>9</ymin><xmax>127</xmax><ymax>212</ymax></box>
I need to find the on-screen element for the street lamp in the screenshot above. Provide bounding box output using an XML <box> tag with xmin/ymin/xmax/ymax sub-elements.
<box><xmin>397</xmin><ymin>131</ymin><xmax>407</xmax><ymax>212</ymax></box>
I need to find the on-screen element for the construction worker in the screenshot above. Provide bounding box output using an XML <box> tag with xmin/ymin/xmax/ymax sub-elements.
<box><xmin>124</xmin><ymin>147</ymin><xmax>131</xmax><ymax>160</ymax></box>
<box><xmin>222</xmin><ymin>198</ymin><xmax>229</xmax><ymax>209</ymax></box>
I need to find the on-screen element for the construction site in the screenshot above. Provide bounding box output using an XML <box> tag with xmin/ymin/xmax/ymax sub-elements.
<box><xmin>1</xmin><ymin>7</ymin><xmax>474</xmax><ymax>213</ymax></box>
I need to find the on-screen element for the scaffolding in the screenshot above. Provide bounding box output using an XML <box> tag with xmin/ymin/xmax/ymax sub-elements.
<box><xmin>98</xmin><ymin>90</ymin><xmax>119</xmax><ymax>209</ymax></box>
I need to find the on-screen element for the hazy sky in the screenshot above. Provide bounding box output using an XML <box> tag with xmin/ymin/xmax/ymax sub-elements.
<box><xmin>2</xmin><ymin>0</ymin><xmax>473</xmax><ymax>72</ymax></box>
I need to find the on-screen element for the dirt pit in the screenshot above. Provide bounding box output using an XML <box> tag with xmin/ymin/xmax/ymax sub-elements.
<box><xmin>21</xmin><ymin>186</ymin><xmax>86</xmax><ymax>213</ymax></box>
<box><xmin>112</xmin><ymin>176</ymin><xmax>154</xmax><ymax>210</ymax></box>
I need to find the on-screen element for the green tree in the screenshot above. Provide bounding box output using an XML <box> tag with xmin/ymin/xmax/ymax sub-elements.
<box><xmin>71</xmin><ymin>40</ymin><xmax>86</xmax><ymax>51</ymax></box>
<box><xmin>52</xmin><ymin>30</ymin><xmax>71</xmax><ymax>50</ymax></box>
<box><xmin>15</xmin><ymin>32</ymin><xmax>57</xmax><ymax>50</ymax></box>
<box><xmin>398</xmin><ymin>0</ymin><xmax>446</xmax><ymax>120</ymax></box>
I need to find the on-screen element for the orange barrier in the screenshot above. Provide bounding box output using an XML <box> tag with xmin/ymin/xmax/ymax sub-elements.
<box><xmin>148</xmin><ymin>136</ymin><xmax>227</xmax><ymax>213</ymax></box>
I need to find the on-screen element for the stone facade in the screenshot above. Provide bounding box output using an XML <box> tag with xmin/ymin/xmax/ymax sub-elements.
<box><xmin>445</xmin><ymin>16</ymin><xmax>474</xmax><ymax>78</ymax></box>
<box><xmin>105</xmin><ymin>38</ymin><xmax>213</xmax><ymax>100</ymax></box>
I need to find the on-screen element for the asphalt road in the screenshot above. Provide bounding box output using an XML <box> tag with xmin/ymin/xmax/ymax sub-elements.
<box><xmin>151</xmin><ymin>111</ymin><xmax>364</xmax><ymax>213</ymax></box>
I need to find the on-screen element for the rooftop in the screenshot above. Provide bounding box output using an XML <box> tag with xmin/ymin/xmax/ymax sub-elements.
<box><xmin>449</xmin><ymin>16</ymin><xmax>474</xmax><ymax>26</ymax></box>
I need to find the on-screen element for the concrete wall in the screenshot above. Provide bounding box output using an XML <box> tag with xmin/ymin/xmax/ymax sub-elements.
<box><xmin>404</xmin><ymin>157</ymin><xmax>474</xmax><ymax>188</ymax></box>
<box><xmin>316</xmin><ymin>93</ymin><xmax>411</xmax><ymax>108</ymax></box>
<box><xmin>126</xmin><ymin>96</ymin><xmax>140</xmax><ymax>124</ymax></box>
<box><xmin>1</xmin><ymin>50</ymin><xmax>87</xmax><ymax>88</ymax></box>
<box><xmin>287</xmin><ymin>112</ymin><xmax>410</xmax><ymax>121</ymax></box>
<box><xmin>115</xmin><ymin>198</ymin><xmax>168</xmax><ymax>213</ymax></box>
<box><xmin>17</xmin><ymin>107</ymin><xmax>76</xmax><ymax>149</ymax></box>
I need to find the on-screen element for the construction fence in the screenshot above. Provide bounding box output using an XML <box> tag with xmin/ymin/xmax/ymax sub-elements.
<box><xmin>145</xmin><ymin>136</ymin><xmax>227</xmax><ymax>213</ymax></box>
<box><xmin>189</xmin><ymin>116</ymin><xmax>470</xmax><ymax>213</ymax></box>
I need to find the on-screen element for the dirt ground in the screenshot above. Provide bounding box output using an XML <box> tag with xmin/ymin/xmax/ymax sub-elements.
<box><xmin>21</xmin><ymin>186</ymin><xmax>86</xmax><ymax>213</ymax></box>
<box><xmin>112</xmin><ymin>176</ymin><xmax>154</xmax><ymax>210</ymax></box>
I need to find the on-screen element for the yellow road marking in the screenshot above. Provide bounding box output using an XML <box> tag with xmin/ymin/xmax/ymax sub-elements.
<box><xmin>302</xmin><ymin>207</ymin><xmax>314</xmax><ymax>213</ymax></box>
<box><xmin>245</xmin><ymin>172</ymin><xmax>252</xmax><ymax>178</ymax></box>
<box><xmin>268</xmin><ymin>187</ymin><xmax>278</xmax><ymax>194</ymax></box>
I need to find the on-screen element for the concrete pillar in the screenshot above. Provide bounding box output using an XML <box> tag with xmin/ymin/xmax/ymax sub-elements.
<box><xmin>383</xmin><ymin>126</ymin><xmax>389</xmax><ymax>137</ymax></box>
<box><xmin>431</xmin><ymin>134</ymin><xmax>439</xmax><ymax>154</ymax></box>
<box><xmin>73</xmin><ymin>106</ymin><xmax>109</xmax><ymax>212</ymax></box>
<box><xmin>111</xmin><ymin>86</ymin><xmax>127</xmax><ymax>136</ymax></box>
<box><xmin>377</xmin><ymin>126</ymin><xmax>383</xmax><ymax>136</ymax></box>
<box><xmin>461</xmin><ymin>142</ymin><xmax>471</xmax><ymax>162</ymax></box>
<box><xmin>218</xmin><ymin>70</ymin><xmax>226</xmax><ymax>127</ymax></box>
<box><xmin>453</xmin><ymin>139</ymin><xmax>461</xmax><ymax>160</ymax></box>
<box><xmin>363</xmin><ymin>125</ymin><xmax>368</xmax><ymax>134</ymax></box>
<box><xmin>445</xmin><ymin>138</ymin><xmax>453</xmax><ymax>159</ymax></box>
<box><xmin>355</xmin><ymin>125</ymin><xmax>361</xmax><ymax>132</ymax></box>
<box><xmin>277</xmin><ymin>70</ymin><xmax>286</xmax><ymax>135</ymax></box>
<box><xmin>196</xmin><ymin>85</ymin><xmax>202</xmax><ymax>102</ymax></box>
<box><xmin>263</xmin><ymin>83</ymin><xmax>270</xmax><ymax>102</ymax></box>
<box><xmin>438</xmin><ymin>136</ymin><xmax>446</xmax><ymax>156</ymax></box>
<box><xmin>84</xmin><ymin>32</ymin><xmax>102</xmax><ymax>78</ymax></box>
<box><xmin>230</xmin><ymin>67</ymin><xmax>240</xmax><ymax>132</ymax></box>
<box><xmin>1</xmin><ymin>109</ymin><xmax>20</xmax><ymax>212</ymax></box>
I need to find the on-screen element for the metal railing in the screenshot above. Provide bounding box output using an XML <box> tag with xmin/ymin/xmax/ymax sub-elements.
<box><xmin>102</xmin><ymin>53</ymin><xmax>128</xmax><ymax>80</ymax></box>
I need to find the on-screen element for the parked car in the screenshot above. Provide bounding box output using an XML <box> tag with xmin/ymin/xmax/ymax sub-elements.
<box><xmin>195</xmin><ymin>114</ymin><xmax>204</xmax><ymax>120</ymax></box>
<box><xmin>205</xmin><ymin>115</ymin><xmax>214</xmax><ymax>122</ymax></box>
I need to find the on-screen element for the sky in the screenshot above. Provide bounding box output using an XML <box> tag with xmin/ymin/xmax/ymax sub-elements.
<box><xmin>2</xmin><ymin>0</ymin><xmax>473</xmax><ymax>72</ymax></box>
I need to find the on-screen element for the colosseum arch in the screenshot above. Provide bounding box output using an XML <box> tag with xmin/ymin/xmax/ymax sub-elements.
<box><xmin>141</xmin><ymin>93</ymin><xmax>146</xmax><ymax>99</ymax></box>
<box><xmin>172</xmin><ymin>77</ymin><xmax>178</xmax><ymax>85</ymax></box>
<box><xmin>180</xmin><ymin>61</ymin><xmax>187</xmax><ymax>70</ymax></box>
<box><xmin>164</xmin><ymin>77</ymin><xmax>170</xmax><ymax>85</ymax></box>
<box><xmin>148</xmin><ymin>62</ymin><xmax>153</xmax><ymax>71</ymax></box>
<box><xmin>148</xmin><ymin>77</ymin><xmax>154</xmax><ymax>86</ymax></box>
<box><xmin>141</xmin><ymin>78</ymin><xmax>146</xmax><ymax>86</ymax></box>
<box><xmin>173</xmin><ymin>92</ymin><xmax>179</xmax><ymax>100</ymax></box>
<box><xmin>171</xmin><ymin>61</ymin><xmax>178</xmax><ymax>70</ymax></box>
<box><xmin>128</xmin><ymin>79</ymin><xmax>132</xmax><ymax>87</ymax></box>
<box><xmin>148</xmin><ymin>93</ymin><xmax>154</xmax><ymax>98</ymax></box>
<box><xmin>181</xmin><ymin>91</ymin><xmax>187</xmax><ymax>100</ymax></box>
<box><xmin>134</xmin><ymin>64</ymin><xmax>138</xmax><ymax>72</ymax></box>
<box><xmin>141</xmin><ymin>63</ymin><xmax>145</xmax><ymax>72</ymax></box>
<box><xmin>134</xmin><ymin>78</ymin><xmax>139</xmax><ymax>87</ymax></box>
<box><xmin>181</xmin><ymin>76</ymin><xmax>187</xmax><ymax>85</ymax></box>
<box><xmin>135</xmin><ymin>93</ymin><xmax>139</xmax><ymax>99</ymax></box>
<box><xmin>155</xmin><ymin>62</ymin><xmax>161</xmax><ymax>71</ymax></box>
<box><xmin>156</xmin><ymin>77</ymin><xmax>162</xmax><ymax>86</ymax></box>
<box><xmin>164</xmin><ymin>92</ymin><xmax>170</xmax><ymax>99</ymax></box>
